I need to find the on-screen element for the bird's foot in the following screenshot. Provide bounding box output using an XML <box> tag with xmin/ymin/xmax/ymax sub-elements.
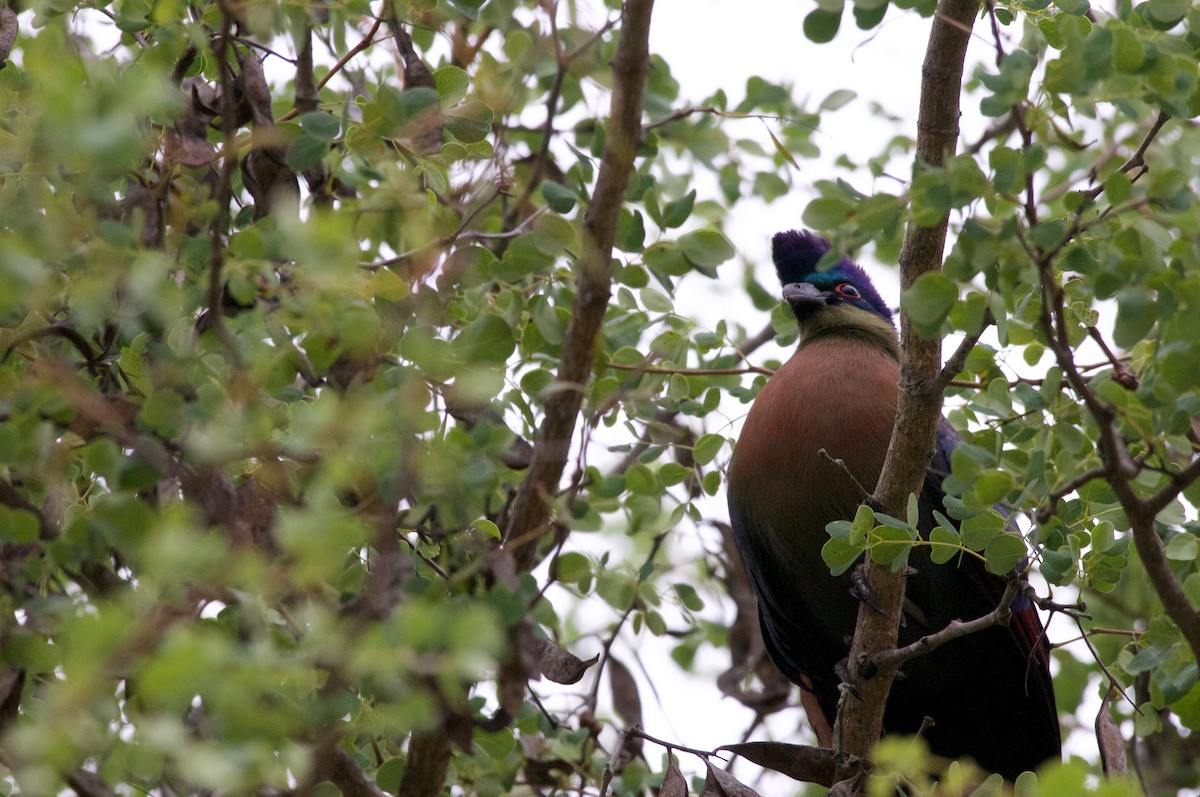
<box><xmin>849</xmin><ymin>563</ymin><xmax>885</xmax><ymax>614</ymax></box>
<box><xmin>834</xmin><ymin>659</ymin><xmax>860</xmax><ymax>698</ymax></box>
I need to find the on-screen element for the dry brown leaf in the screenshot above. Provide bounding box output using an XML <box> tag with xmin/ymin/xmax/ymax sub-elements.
<box><xmin>660</xmin><ymin>756</ymin><xmax>688</xmax><ymax>797</ymax></box>
<box><xmin>608</xmin><ymin>657</ymin><xmax>642</xmax><ymax>767</ymax></box>
<box><xmin>716</xmin><ymin>741</ymin><xmax>838</xmax><ymax>787</ymax></box>
<box><xmin>1096</xmin><ymin>686</ymin><xmax>1128</xmax><ymax>776</ymax></box>
<box><xmin>700</xmin><ymin>762</ymin><xmax>762</xmax><ymax>797</ymax></box>
<box><xmin>608</xmin><ymin>656</ymin><xmax>642</xmax><ymax>727</ymax></box>
<box><xmin>535</xmin><ymin>637</ymin><xmax>598</xmax><ymax>685</ymax></box>
<box><xmin>0</xmin><ymin>7</ymin><xmax>18</xmax><ymax>67</ymax></box>
<box><xmin>237</xmin><ymin>51</ymin><xmax>275</xmax><ymax>127</ymax></box>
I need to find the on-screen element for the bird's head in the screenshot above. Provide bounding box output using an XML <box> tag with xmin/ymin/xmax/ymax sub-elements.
<box><xmin>772</xmin><ymin>230</ymin><xmax>899</xmax><ymax>358</ymax></box>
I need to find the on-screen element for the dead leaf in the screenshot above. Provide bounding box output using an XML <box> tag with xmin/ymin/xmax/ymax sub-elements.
<box><xmin>661</xmin><ymin>756</ymin><xmax>688</xmax><ymax>797</ymax></box>
<box><xmin>535</xmin><ymin>637</ymin><xmax>598</xmax><ymax>685</ymax></box>
<box><xmin>700</xmin><ymin>762</ymin><xmax>762</xmax><ymax>797</ymax></box>
<box><xmin>165</xmin><ymin>124</ymin><xmax>216</xmax><ymax>168</ymax></box>
<box><xmin>242</xmin><ymin>146</ymin><xmax>299</xmax><ymax>219</ymax></box>
<box><xmin>608</xmin><ymin>657</ymin><xmax>642</xmax><ymax>766</ymax></box>
<box><xmin>0</xmin><ymin>7</ymin><xmax>18</xmax><ymax>67</ymax></box>
<box><xmin>608</xmin><ymin>656</ymin><xmax>642</xmax><ymax>727</ymax></box>
<box><xmin>236</xmin><ymin>51</ymin><xmax>275</xmax><ymax>127</ymax></box>
<box><xmin>1096</xmin><ymin>686</ymin><xmax>1128</xmax><ymax>776</ymax></box>
<box><xmin>716</xmin><ymin>741</ymin><xmax>838</xmax><ymax>787</ymax></box>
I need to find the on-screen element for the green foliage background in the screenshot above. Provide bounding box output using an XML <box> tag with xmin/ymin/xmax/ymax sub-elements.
<box><xmin>1</xmin><ymin>0</ymin><xmax>1200</xmax><ymax>794</ymax></box>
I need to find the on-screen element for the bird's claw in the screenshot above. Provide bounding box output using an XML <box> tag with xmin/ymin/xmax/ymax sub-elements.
<box><xmin>834</xmin><ymin>660</ymin><xmax>861</xmax><ymax>701</ymax></box>
<box><xmin>849</xmin><ymin>563</ymin><xmax>885</xmax><ymax>614</ymax></box>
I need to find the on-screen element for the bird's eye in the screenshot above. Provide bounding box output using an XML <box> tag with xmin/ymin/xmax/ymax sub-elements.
<box><xmin>836</xmin><ymin>283</ymin><xmax>862</xmax><ymax>299</ymax></box>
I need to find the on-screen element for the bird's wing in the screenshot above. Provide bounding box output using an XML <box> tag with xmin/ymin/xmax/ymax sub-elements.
<box><xmin>915</xmin><ymin>416</ymin><xmax>1058</xmax><ymax>709</ymax></box>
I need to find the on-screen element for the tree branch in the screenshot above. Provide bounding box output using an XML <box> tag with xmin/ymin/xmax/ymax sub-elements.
<box><xmin>835</xmin><ymin>0</ymin><xmax>979</xmax><ymax>773</ymax></box>
<box><xmin>870</xmin><ymin>576</ymin><xmax>1019</xmax><ymax>672</ymax></box>
<box><xmin>502</xmin><ymin>0</ymin><xmax>656</xmax><ymax>572</ymax></box>
<box><xmin>1026</xmin><ymin>104</ymin><xmax>1200</xmax><ymax>664</ymax></box>
<box><xmin>931</xmin><ymin>307</ymin><xmax>994</xmax><ymax>392</ymax></box>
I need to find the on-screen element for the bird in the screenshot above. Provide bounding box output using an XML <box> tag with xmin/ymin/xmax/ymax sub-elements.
<box><xmin>726</xmin><ymin>230</ymin><xmax>1060</xmax><ymax>780</ymax></box>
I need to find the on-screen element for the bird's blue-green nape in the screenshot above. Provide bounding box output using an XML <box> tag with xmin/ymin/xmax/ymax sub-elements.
<box><xmin>772</xmin><ymin>230</ymin><xmax>893</xmax><ymax>322</ymax></box>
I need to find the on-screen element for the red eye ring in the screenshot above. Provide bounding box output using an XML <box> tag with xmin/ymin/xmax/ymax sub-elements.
<box><xmin>836</xmin><ymin>283</ymin><xmax>861</xmax><ymax>299</ymax></box>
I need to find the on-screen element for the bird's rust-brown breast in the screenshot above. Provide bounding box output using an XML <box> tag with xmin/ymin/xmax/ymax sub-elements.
<box><xmin>729</xmin><ymin>337</ymin><xmax>899</xmax><ymax>577</ymax></box>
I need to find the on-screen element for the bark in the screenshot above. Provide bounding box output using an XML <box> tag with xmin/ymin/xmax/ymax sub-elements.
<box><xmin>503</xmin><ymin>0</ymin><xmax>657</xmax><ymax>572</ymax></box>
<box><xmin>834</xmin><ymin>0</ymin><xmax>981</xmax><ymax>774</ymax></box>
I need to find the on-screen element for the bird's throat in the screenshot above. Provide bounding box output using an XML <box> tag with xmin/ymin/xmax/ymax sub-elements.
<box><xmin>798</xmin><ymin>305</ymin><xmax>900</xmax><ymax>362</ymax></box>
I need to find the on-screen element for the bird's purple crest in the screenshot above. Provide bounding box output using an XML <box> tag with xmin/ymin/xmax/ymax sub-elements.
<box><xmin>771</xmin><ymin>230</ymin><xmax>893</xmax><ymax>321</ymax></box>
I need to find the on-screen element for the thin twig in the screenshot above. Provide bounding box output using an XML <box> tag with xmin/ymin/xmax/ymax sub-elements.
<box><xmin>870</xmin><ymin>576</ymin><xmax>1021</xmax><ymax>673</ymax></box>
<box><xmin>606</xmin><ymin>361</ymin><xmax>773</xmax><ymax>378</ymax></box>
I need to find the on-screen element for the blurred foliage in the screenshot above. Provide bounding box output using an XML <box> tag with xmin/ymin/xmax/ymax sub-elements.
<box><xmin>0</xmin><ymin>0</ymin><xmax>1198</xmax><ymax>795</ymax></box>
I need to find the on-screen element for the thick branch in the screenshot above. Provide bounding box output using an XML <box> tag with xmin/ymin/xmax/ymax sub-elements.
<box><xmin>502</xmin><ymin>0</ymin><xmax>656</xmax><ymax>572</ymax></box>
<box><xmin>1123</xmin><ymin>501</ymin><xmax>1200</xmax><ymax>659</ymax></box>
<box><xmin>835</xmin><ymin>0</ymin><xmax>979</xmax><ymax>771</ymax></box>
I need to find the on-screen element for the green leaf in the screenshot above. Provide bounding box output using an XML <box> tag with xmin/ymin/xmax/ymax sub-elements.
<box><xmin>554</xmin><ymin>552</ymin><xmax>591</xmax><ymax>584</ymax></box>
<box><xmin>540</xmin><ymin>181</ymin><xmax>577</xmax><ymax>213</ymax></box>
<box><xmin>658</xmin><ymin>461</ymin><xmax>691</xmax><ymax>486</ymax></box>
<box><xmin>298</xmin><ymin>111</ymin><xmax>341</xmax><ymax>141</ymax></box>
<box><xmin>820</xmin><ymin>89</ymin><xmax>856</xmax><ymax>111</ymax></box>
<box><xmin>1111</xmin><ymin>28</ymin><xmax>1145</xmax><ymax>72</ymax></box>
<box><xmin>802</xmin><ymin>197</ymin><xmax>853</xmax><ymax>229</ymax></box>
<box><xmin>870</xmin><ymin>525</ymin><xmax>914</xmax><ymax>570</ymax></box>
<box><xmin>1134</xmin><ymin>702</ymin><xmax>1162</xmax><ymax>736</ymax></box>
<box><xmin>852</xmin><ymin>2</ymin><xmax>888</xmax><ymax>28</ymax></box>
<box><xmin>285</xmin><ymin>135</ymin><xmax>328</xmax><ymax>173</ymax></box>
<box><xmin>984</xmin><ymin>533</ymin><xmax>1026</xmax><ymax>575</ymax></box>
<box><xmin>753</xmin><ymin>172</ymin><xmax>790</xmax><ymax>202</ymax></box>
<box><xmin>1147</xmin><ymin>0</ymin><xmax>1188</xmax><ymax>25</ymax></box>
<box><xmin>822</xmin><ymin>537</ymin><xmax>864</xmax><ymax>576</ymax></box>
<box><xmin>444</xmin><ymin>100</ymin><xmax>493</xmax><ymax>143</ymax></box>
<box><xmin>1054</xmin><ymin>0</ymin><xmax>1090</xmax><ymax>15</ymax></box>
<box><xmin>850</xmin><ymin>504</ymin><xmax>875</xmax><ymax>546</ymax></box>
<box><xmin>1114</xmin><ymin>288</ymin><xmax>1156</xmax><ymax>349</ymax></box>
<box><xmin>661</xmin><ymin>190</ymin><xmax>696</xmax><ymax>228</ymax></box>
<box><xmin>901</xmin><ymin>272</ymin><xmax>956</xmax><ymax>336</ymax></box>
<box><xmin>1041</xmin><ymin>548</ymin><xmax>1076</xmax><ymax>585</ymax></box>
<box><xmin>678</xmin><ymin>229</ymin><xmax>735</xmax><ymax>270</ymax></box>
<box><xmin>1173</xmin><ymin>680</ymin><xmax>1200</xmax><ymax>731</ymax></box>
<box><xmin>471</xmin><ymin>518</ymin><xmax>501</xmax><ymax>540</ymax></box>
<box><xmin>380</xmin><ymin>86</ymin><xmax>439</xmax><ymax>128</ymax></box>
<box><xmin>433</xmin><ymin>65</ymin><xmax>470</xmax><ymax>105</ymax></box>
<box><xmin>1103</xmin><ymin>172</ymin><xmax>1132</xmax><ymax>205</ymax></box>
<box><xmin>960</xmin><ymin>510</ymin><xmax>1004</xmax><ymax>551</ymax></box>
<box><xmin>625</xmin><ymin>464</ymin><xmax>657</xmax><ymax>494</ymax></box>
<box><xmin>929</xmin><ymin>525</ymin><xmax>961</xmax><ymax>564</ymax></box>
<box><xmin>972</xmin><ymin>470</ymin><xmax>1014</xmax><ymax>505</ymax></box>
<box><xmin>762</xmin><ymin>128</ymin><xmax>799</xmax><ymax>171</ymax></box>
<box><xmin>644</xmin><ymin>241</ymin><xmax>691</xmax><ymax>276</ymax></box>
<box><xmin>452</xmin><ymin>313</ymin><xmax>515</xmax><ymax>365</ymax></box>
<box><xmin>0</xmin><ymin>506</ymin><xmax>39</xmax><ymax>543</ymax></box>
<box><xmin>1165</xmin><ymin>534</ymin><xmax>1198</xmax><ymax>561</ymax></box>
<box><xmin>640</xmin><ymin>287</ymin><xmax>673</xmax><ymax>313</ymax></box>
<box><xmin>673</xmin><ymin>583</ymin><xmax>705</xmax><ymax>611</ymax></box>
<box><xmin>693</xmin><ymin>433</ymin><xmax>724</xmax><ymax>466</ymax></box>
<box><xmin>803</xmin><ymin>8</ymin><xmax>843</xmax><ymax>42</ymax></box>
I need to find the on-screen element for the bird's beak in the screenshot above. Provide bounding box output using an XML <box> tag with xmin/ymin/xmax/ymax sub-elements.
<box><xmin>782</xmin><ymin>281</ymin><xmax>826</xmax><ymax>308</ymax></box>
